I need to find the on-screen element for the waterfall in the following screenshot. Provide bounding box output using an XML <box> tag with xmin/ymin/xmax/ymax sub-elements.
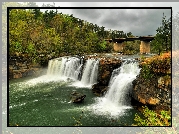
<box><xmin>47</xmin><ymin>58</ymin><xmax>62</xmax><ymax>75</ymax></box>
<box><xmin>89</xmin><ymin>61</ymin><xmax>141</xmax><ymax>117</ymax></box>
<box><xmin>105</xmin><ymin>61</ymin><xmax>140</xmax><ymax>105</ymax></box>
<box><xmin>61</xmin><ymin>57</ymin><xmax>82</xmax><ymax>80</ymax></box>
<box><xmin>71</xmin><ymin>58</ymin><xmax>99</xmax><ymax>88</ymax></box>
<box><xmin>47</xmin><ymin>57</ymin><xmax>82</xmax><ymax>81</ymax></box>
<box><xmin>80</xmin><ymin>59</ymin><xmax>99</xmax><ymax>86</ymax></box>
<box><xmin>29</xmin><ymin>56</ymin><xmax>99</xmax><ymax>86</ymax></box>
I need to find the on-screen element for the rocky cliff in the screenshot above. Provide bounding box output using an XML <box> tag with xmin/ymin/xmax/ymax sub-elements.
<box><xmin>132</xmin><ymin>53</ymin><xmax>171</xmax><ymax>112</ymax></box>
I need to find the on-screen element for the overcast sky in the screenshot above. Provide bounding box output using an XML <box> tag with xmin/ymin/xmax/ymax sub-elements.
<box><xmin>36</xmin><ymin>2</ymin><xmax>178</xmax><ymax>36</ymax></box>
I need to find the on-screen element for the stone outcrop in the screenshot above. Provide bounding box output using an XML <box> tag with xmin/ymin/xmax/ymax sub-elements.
<box><xmin>70</xmin><ymin>91</ymin><xmax>86</xmax><ymax>103</ymax></box>
<box><xmin>92</xmin><ymin>57</ymin><xmax>122</xmax><ymax>96</ymax></box>
<box><xmin>9</xmin><ymin>56</ymin><xmax>45</xmax><ymax>79</ymax></box>
<box><xmin>132</xmin><ymin>74</ymin><xmax>171</xmax><ymax>111</ymax></box>
<box><xmin>132</xmin><ymin>53</ymin><xmax>171</xmax><ymax>112</ymax></box>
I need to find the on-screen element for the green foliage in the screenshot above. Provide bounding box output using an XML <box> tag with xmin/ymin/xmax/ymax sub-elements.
<box><xmin>8</xmin><ymin>7</ymin><xmax>140</xmax><ymax>65</ymax></box>
<box><xmin>123</xmin><ymin>40</ymin><xmax>140</xmax><ymax>55</ymax></box>
<box><xmin>14</xmin><ymin>42</ymin><xmax>23</xmax><ymax>52</ymax></box>
<box><xmin>134</xmin><ymin>106</ymin><xmax>171</xmax><ymax>126</ymax></box>
<box><xmin>141</xmin><ymin>64</ymin><xmax>154</xmax><ymax>80</ymax></box>
<box><xmin>97</xmin><ymin>40</ymin><xmax>107</xmax><ymax>52</ymax></box>
<box><xmin>151</xmin><ymin>13</ymin><xmax>171</xmax><ymax>54</ymax></box>
<box><xmin>144</xmin><ymin>53</ymin><xmax>171</xmax><ymax>75</ymax></box>
<box><xmin>140</xmin><ymin>55</ymin><xmax>146</xmax><ymax>61</ymax></box>
<box><xmin>26</xmin><ymin>43</ymin><xmax>36</xmax><ymax>55</ymax></box>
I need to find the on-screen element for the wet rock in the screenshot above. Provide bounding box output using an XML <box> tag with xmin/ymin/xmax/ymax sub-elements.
<box><xmin>98</xmin><ymin>58</ymin><xmax>122</xmax><ymax>86</ymax></box>
<box><xmin>92</xmin><ymin>83</ymin><xmax>108</xmax><ymax>96</ymax></box>
<box><xmin>132</xmin><ymin>54</ymin><xmax>171</xmax><ymax>111</ymax></box>
<box><xmin>70</xmin><ymin>91</ymin><xmax>86</xmax><ymax>103</ymax></box>
<box><xmin>87</xmin><ymin>57</ymin><xmax>122</xmax><ymax>96</ymax></box>
<box><xmin>13</xmin><ymin>70</ymin><xmax>22</xmax><ymax>79</ymax></box>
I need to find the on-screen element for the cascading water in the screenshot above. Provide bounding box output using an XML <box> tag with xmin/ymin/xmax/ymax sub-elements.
<box><xmin>73</xmin><ymin>58</ymin><xmax>99</xmax><ymax>88</ymax></box>
<box><xmin>28</xmin><ymin>56</ymin><xmax>99</xmax><ymax>86</ymax></box>
<box><xmin>60</xmin><ymin>57</ymin><xmax>82</xmax><ymax>80</ymax></box>
<box><xmin>27</xmin><ymin>57</ymin><xmax>83</xmax><ymax>84</ymax></box>
<box><xmin>47</xmin><ymin>57</ymin><xmax>82</xmax><ymax>81</ymax></box>
<box><xmin>89</xmin><ymin>61</ymin><xmax>141</xmax><ymax>117</ymax></box>
<box><xmin>81</xmin><ymin>59</ymin><xmax>99</xmax><ymax>85</ymax></box>
<box><xmin>10</xmin><ymin>56</ymin><xmax>144</xmax><ymax>126</ymax></box>
<box><xmin>47</xmin><ymin>58</ymin><xmax>62</xmax><ymax>75</ymax></box>
<box><xmin>89</xmin><ymin>60</ymin><xmax>99</xmax><ymax>85</ymax></box>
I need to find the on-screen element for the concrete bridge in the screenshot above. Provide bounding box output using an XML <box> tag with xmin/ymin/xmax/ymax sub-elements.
<box><xmin>105</xmin><ymin>36</ymin><xmax>154</xmax><ymax>54</ymax></box>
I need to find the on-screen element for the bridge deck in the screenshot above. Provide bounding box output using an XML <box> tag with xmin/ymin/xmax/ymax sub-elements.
<box><xmin>105</xmin><ymin>36</ymin><xmax>154</xmax><ymax>43</ymax></box>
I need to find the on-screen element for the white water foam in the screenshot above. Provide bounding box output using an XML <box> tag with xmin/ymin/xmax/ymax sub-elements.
<box><xmin>25</xmin><ymin>57</ymin><xmax>99</xmax><ymax>89</ymax></box>
<box><xmin>88</xmin><ymin>61</ymin><xmax>141</xmax><ymax>118</ymax></box>
<box><xmin>71</xmin><ymin>59</ymin><xmax>99</xmax><ymax>88</ymax></box>
<box><xmin>26</xmin><ymin>57</ymin><xmax>82</xmax><ymax>85</ymax></box>
<box><xmin>9</xmin><ymin>102</ymin><xmax>27</xmax><ymax>109</ymax></box>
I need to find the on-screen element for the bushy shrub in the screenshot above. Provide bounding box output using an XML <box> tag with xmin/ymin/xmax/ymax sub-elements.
<box><xmin>134</xmin><ymin>106</ymin><xmax>171</xmax><ymax>126</ymax></box>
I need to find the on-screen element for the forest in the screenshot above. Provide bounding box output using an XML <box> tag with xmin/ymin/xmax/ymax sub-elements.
<box><xmin>8</xmin><ymin>4</ymin><xmax>172</xmax><ymax>66</ymax></box>
<box><xmin>9</xmin><ymin>8</ymin><xmax>133</xmax><ymax>66</ymax></box>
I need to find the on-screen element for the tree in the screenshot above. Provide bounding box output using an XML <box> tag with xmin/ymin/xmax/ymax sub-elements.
<box><xmin>151</xmin><ymin>13</ymin><xmax>171</xmax><ymax>54</ymax></box>
<box><xmin>127</xmin><ymin>32</ymin><xmax>134</xmax><ymax>37</ymax></box>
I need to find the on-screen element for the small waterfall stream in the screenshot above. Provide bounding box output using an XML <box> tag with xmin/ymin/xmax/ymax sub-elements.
<box><xmin>80</xmin><ymin>59</ymin><xmax>99</xmax><ymax>86</ymax></box>
<box><xmin>47</xmin><ymin>57</ymin><xmax>82</xmax><ymax>81</ymax></box>
<box><xmin>105</xmin><ymin>61</ymin><xmax>141</xmax><ymax>105</ymax></box>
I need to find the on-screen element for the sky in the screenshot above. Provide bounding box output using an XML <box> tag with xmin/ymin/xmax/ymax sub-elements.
<box><xmin>35</xmin><ymin>2</ymin><xmax>177</xmax><ymax>36</ymax></box>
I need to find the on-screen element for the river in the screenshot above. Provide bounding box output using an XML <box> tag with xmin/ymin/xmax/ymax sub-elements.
<box><xmin>9</xmin><ymin>55</ymin><xmax>145</xmax><ymax>126</ymax></box>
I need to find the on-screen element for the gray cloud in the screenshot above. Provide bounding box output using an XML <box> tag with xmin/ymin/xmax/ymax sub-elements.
<box><xmin>72</xmin><ymin>9</ymin><xmax>101</xmax><ymax>20</ymax></box>
<box><xmin>39</xmin><ymin>2</ymin><xmax>173</xmax><ymax>36</ymax></box>
<box><xmin>64</xmin><ymin>9</ymin><xmax>171</xmax><ymax>36</ymax></box>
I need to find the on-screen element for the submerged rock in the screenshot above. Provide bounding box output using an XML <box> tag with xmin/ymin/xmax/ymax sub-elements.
<box><xmin>70</xmin><ymin>91</ymin><xmax>86</xmax><ymax>103</ymax></box>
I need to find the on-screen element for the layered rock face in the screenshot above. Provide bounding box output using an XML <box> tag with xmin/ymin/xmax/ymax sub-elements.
<box><xmin>132</xmin><ymin>53</ymin><xmax>171</xmax><ymax>111</ymax></box>
<box><xmin>132</xmin><ymin>74</ymin><xmax>171</xmax><ymax>111</ymax></box>
<box><xmin>9</xmin><ymin>56</ymin><xmax>45</xmax><ymax>79</ymax></box>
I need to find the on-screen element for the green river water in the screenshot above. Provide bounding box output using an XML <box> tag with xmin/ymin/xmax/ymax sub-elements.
<box><xmin>9</xmin><ymin>76</ymin><xmax>141</xmax><ymax>126</ymax></box>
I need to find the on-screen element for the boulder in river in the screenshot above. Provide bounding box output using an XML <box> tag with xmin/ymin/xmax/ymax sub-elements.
<box><xmin>70</xmin><ymin>90</ymin><xmax>86</xmax><ymax>103</ymax></box>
